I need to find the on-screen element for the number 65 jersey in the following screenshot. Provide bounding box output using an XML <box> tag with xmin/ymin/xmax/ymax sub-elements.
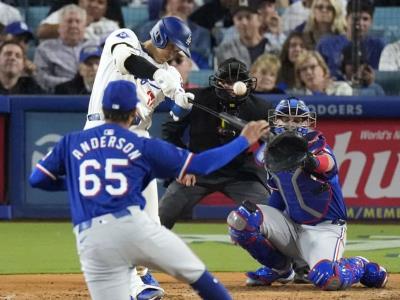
<box><xmin>34</xmin><ymin>124</ymin><xmax>192</xmax><ymax>226</ymax></box>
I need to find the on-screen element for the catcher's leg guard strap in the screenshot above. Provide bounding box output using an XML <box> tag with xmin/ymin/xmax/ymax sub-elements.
<box><xmin>308</xmin><ymin>257</ymin><xmax>367</xmax><ymax>290</ymax></box>
<box><xmin>227</xmin><ymin>201</ymin><xmax>288</xmax><ymax>270</ymax></box>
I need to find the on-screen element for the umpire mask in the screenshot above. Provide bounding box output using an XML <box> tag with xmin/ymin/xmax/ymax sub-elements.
<box><xmin>209</xmin><ymin>58</ymin><xmax>257</xmax><ymax>109</ymax></box>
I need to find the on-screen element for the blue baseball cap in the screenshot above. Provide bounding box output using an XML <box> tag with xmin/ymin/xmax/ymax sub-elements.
<box><xmin>5</xmin><ymin>21</ymin><xmax>34</xmax><ymax>40</ymax></box>
<box><xmin>102</xmin><ymin>80</ymin><xmax>138</xmax><ymax>111</ymax></box>
<box><xmin>79</xmin><ymin>45</ymin><xmax>102</xmax><ymax>63</ymax></box>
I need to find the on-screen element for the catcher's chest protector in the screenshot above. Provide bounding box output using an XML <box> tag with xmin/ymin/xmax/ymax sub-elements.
<box><xmin>271</xmin><ymin>170</ymin><xmax>332</xmax><ymax>224</ymax></box>
<box><xmin>270</xmin><ymin>131</ymin><xmax>334</xmax><ymax>224</ymax></box>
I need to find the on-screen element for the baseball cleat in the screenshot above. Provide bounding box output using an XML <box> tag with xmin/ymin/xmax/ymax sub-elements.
<box><xmin>131</xmin><ymin>271</ymin><xmax>165</xmax><ymax>300</ymax></box>
<box><xmin>140</xmin><ymin>272</ymin><xmax>161</xmax><ymax>287</ymax></box>
<box><xmin>136</xmin><ymin>288</ymin><xmax>164</xmax><ymax>300</ymax></box>
<box><xmin>293</xmin><ymin>265</ymin><xmax>310</xmax><ymax>284</ymax></box>
<box><xmin>246</xmin><ymin>266</ymin><xmax>295</xmax><ymax>286</ymax></box>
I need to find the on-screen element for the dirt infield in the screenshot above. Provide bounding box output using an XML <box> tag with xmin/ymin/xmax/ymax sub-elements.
<box><xmin>0</xmin><ymin>273</ymin><xmax>399</xmax><ymax>299</ymax></box>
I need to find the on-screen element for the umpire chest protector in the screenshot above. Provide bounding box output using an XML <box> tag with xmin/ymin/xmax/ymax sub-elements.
<box><xmin>188</xmin><ymin>87</ymin><xmax>272</xmax><ymax>180</ymax></box>
<box><xmin>188</xmin><ymin>87</ymin><xmax>271</xmax><ymax>152</ymax></box>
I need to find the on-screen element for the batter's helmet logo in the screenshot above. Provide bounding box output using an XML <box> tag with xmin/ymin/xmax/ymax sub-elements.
<box><xmin>116</xmin><ymin>31</ymin><xmax>128</xmax><ymax>39</ymax></box>
<box><xmin>186</xmin><ymin>35</ymin><xmax>192</xmax><ymax>47</ymax></box>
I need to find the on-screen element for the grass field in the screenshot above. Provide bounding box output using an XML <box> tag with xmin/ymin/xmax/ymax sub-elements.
<box><xmin>0</xmin><ymin>222</ymin><xmax>399</xmax><ymax>274</ymax></box>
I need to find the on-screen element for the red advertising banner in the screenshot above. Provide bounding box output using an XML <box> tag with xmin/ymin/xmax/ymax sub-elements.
<box><xmin>318</xmin><ymin>119</ymin><xmax>400</xmax><ymax>220</ymax></box>
<box><xmin>198</xmin><ymin>119</ymin><xmax>400</xmax><ymax>220</ymax></box>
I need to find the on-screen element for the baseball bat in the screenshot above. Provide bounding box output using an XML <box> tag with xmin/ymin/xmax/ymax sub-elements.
<box><xmin>188</xmin><ymin>99</ymin><xmax>269</xmax><ymax>142</ymax></box>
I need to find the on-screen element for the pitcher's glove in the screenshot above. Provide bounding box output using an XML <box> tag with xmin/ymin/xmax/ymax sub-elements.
<box><xmin>264</xmin><ymin>131</ymin><xmax>308</xmax><ymax>173</ymax></box>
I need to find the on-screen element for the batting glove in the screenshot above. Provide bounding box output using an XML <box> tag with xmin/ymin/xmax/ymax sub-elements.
<box><xmin>153</xmin><ymin>68</ymin><xmax>181</xmax><ymax>98</ymax></box>
<box><xmin>170</xmin><ymin>91</ymin><xmax>194</xmax><ymax>121</ymax></box>
<box><xmin>174</xmin><ymin>90</ymin><xmax>194</xmax><ymax>110</ymax></box>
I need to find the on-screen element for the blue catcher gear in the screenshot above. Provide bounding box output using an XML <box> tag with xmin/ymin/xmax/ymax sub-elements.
<box><xmin>355</xmin><ymin>257</ymin><xmax>388</xmax><ymax>288</ymax></box>
<box><xmin>268</xmin><ymin>97</ymin><xmax>316</xmax><ymax>136</ymax></box>
<box><xmin>246</xmin><ymin>266</ymin><xmax>294</xmax><ymax>286</ymax></box>
<box><xmin>308</xmin><ymin>259</ymin><xmax>355</xmax><ymax>290</ymax></box>
<box><xmin>227</xmin><ymin>201</ymin><xmax>289</xmax><ymax>271</ymax></box>
<box><xmin>309</xmin><ymin>256</ymin><xmax>388</xmax><ymax>290</ymax></box>
<box><xmin>150</xmin><ymin>16</ymin><xmax>192</xmax><ymax>57</ymax></box>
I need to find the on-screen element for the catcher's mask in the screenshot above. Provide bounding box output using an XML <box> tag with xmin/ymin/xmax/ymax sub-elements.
<box><xmin>268</xmin><ymin>97</ymin><xmax>316</xmax><ymax>135</ymax></box>
<box><xmin>209</xmin><ymin>58</ymin><xmax>257</xmax><ymax>108</ymax></box>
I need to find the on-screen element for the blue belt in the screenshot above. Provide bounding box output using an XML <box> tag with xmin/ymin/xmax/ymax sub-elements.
<box><xmin>78</xmin><ymin>208</ymin><xmax>132</xmax><ymax>233</ymax></box>
<box><xmin>331</xmin><ymin>219</ymin><xmax>346</xmax><ymax>226</ymax></box>
<box><xmin>87</xmin><ymin>113</ymin><xmax>102</xmax><ymax>121</ymax></box>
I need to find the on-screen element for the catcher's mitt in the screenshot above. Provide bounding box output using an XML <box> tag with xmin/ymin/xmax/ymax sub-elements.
<box><xmin>264</xmin><ymin>131</ymin><xmax>308</xmax><ymax>173</ymax></box>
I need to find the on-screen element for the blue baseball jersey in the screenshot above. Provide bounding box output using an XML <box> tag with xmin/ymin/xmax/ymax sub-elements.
<box><xmin>264</xmin><ymin>131</ymin><xmax>347</xmax><ymax>225</ymax></box>
<box><xmin>34</xmin><ymin>123</ymin><xmax>193</xmax><ymax>225</ymax></box>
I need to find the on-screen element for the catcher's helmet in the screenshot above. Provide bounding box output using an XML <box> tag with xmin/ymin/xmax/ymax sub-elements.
<box><xmin>150</xmin><ymin>16</ymin><xmax>192</xmax><ymax>57</ymax></box>
<box><xmin>209</xmin><ymin>58</ymin><xmax>257</xmax><ymax>107</ymax></box>
<box><xmin>268</xmin><ymin>97</ymin><xmax>316</xmax><ymax>135</ymax></box>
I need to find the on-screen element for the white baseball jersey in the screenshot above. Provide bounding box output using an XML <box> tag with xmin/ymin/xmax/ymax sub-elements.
<box><xmin>84</xmin><ymin>28</ymin><xmax>182</xmax><ymax>131</ymax></box>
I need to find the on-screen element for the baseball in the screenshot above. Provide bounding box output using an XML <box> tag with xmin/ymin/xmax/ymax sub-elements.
<box><xmin>233</xmin><ymin>81</ymin><xmax>247</xmax><ymax>96</ymax></box>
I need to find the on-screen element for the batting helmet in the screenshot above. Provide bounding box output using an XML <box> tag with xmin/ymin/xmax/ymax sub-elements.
<box><xmin>268</xmin><ymin>97</ymin><xmax>316</xmax><ymax>135</ymax></box>
<box><xmin>209</xmin><ymin>58</ymin><xmax>257</xmax><ymax>106</ymax></box>
<box><xmin>150</xmin><ymin>16</ymin><xmax>192</xmax><ymax>57</ymax></box>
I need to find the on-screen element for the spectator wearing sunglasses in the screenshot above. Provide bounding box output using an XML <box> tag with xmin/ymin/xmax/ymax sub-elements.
<box><xmin>294</xmin><ymin>0</ymin><xmax>346</xmax><ymax>49</ymax></box>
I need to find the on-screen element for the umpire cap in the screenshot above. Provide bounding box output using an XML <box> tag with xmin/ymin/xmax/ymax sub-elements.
<box><xmin>102</xmin><ymin>80</ymin><xmax>138</xmax><ymax>111</ymax></box>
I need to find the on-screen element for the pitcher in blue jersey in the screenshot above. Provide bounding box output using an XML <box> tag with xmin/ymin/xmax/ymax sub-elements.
<box><xmin>227</xmin><ymin>97</ymin><xmax>388</xmax><ymax>291</ymax></box>
<box><xmin>29</xmin><ymin>79</ymin><xmax>269</xmax><ymax>300</ymax></box>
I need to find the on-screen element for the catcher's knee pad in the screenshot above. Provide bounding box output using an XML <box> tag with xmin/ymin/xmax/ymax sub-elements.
<box><xmin>308</xmin><ymin>259</ymin><xmax>360</xmax><ymax>290</ymax></box>
<box><xmin>227</xmin><ymin>201</ymin><xmax>287</xmax><ymax>270</ymax></box>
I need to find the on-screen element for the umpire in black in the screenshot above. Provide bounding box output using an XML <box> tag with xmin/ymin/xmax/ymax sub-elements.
<box><xmin>159</xmin><ymin>58</ymin><xmax>273</xmax><ymax>229</ymax></box>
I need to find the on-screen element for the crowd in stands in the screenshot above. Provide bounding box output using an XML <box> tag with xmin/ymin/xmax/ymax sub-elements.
<box><xmin>0</xmin><ymin>0</ymin><xmax>400</xmax><ymax>96</ymax></box>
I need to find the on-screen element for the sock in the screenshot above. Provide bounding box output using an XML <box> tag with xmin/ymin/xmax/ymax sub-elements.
<box><xmin>190</xmin><ymin>270</ymin><xmax>232</xmax><ymax>300</ymax></box>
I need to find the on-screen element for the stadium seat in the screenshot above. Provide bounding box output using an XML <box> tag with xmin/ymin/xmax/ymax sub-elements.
<box><xmin>373</xmin><ymin>7</ymin><xmax>400</xmax><ymax>28</ymax></box>
<box><xmin>25</xmin><ymin>6</ymin><xmax>50</xmax><ymax>34</ymax></box>
<box><xmin>188</xmin><ymin>69</ymin><xmax>214</xmax><ymax>87</ymax></box>
<box><xmin>372</xmin><ymin>7</ymin><xmax>400</xmax><ymax>43</ymax></box>
<box><xmin>122</xmin><ymin>5</ymin><xmax>149</xmax><ymax>30</ymax></box>
<box><xmin>375</xmin><ymin>71</ymin><xmax>400</xmax><ymax>96</ymax></box>
<box><xmin>26</xmin><ymin>45</ymin><xmax>36</xmax><ymax>60</ymax></box>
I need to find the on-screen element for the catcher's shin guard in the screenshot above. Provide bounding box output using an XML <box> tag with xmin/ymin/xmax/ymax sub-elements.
<box><xmin>308</xmin><ymin>259</ymin><xmax>362</xmax><ymax>290</ymax></box>
<box><xmin>355</xmin><ymin>257</ymin><xmax>388</xmax><ymax>288</ymax></box>
<box><xmin>227</xmin><ymin>201</ymin><xmax>288</xmax><ymax>270</ymax></box>
<box><xmin>338</xmin><ymin>256</ymin><xmax>387</xmax><ymax>288</ymax></box>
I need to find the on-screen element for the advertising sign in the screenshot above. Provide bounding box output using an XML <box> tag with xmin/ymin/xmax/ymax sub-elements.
<box><xmin>195</xmin><ymin>119</ymin><xmax>400</xmax><ymax>220</ymax></box>
<box><xmin>318</xmin><ymin>119</ymin><xmax>400</xmax><ymax>220</ymax></box>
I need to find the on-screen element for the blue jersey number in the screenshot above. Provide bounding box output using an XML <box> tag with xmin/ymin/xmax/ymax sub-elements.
<box><xmin>79</xmin><ymin>159</ymin><xmax>129</xmax><ymax>197</ymax></box>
